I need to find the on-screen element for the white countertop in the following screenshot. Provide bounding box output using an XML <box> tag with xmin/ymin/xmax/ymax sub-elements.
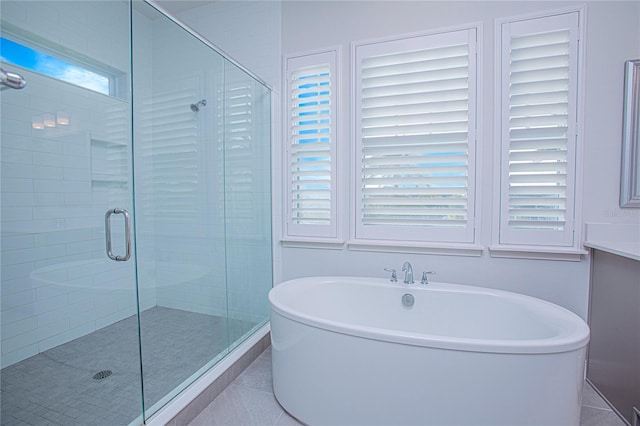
<box><xmin>583</xmin><ymin>241</ymin><xmax>640</xmax><ymax>261</ymax></box>
<box><xmin>584</xmin><ymin>223</ymin><xmax>640</xmax><ymax>261</ymax></box>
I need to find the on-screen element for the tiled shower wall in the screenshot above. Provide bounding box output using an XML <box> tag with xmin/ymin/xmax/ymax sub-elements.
<box><xmin>0</xmin><ymin>1</ymin><xmax>154</xmax><ymax>368</ymax></box>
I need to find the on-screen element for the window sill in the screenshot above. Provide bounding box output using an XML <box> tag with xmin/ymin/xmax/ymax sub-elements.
<box><xmin>488</xmin><ymin>245</ymin><xmax>588</xmax><ymax>262</ymax></box>
<box><xmin>280</xmin><ymin>237</ymin><xmax>345</xmax><ymax>250</ymax></box>
<box><xmin>347</xmin><ymin>240</ymin><xmax>483</xmax><ymax>257</ymax></box>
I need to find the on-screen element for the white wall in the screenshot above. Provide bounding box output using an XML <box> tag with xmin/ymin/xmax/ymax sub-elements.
<box><xmin>279</xmin><ymin>1</ymin><xmax>640</xmax><ymax>319</ymax></box>
<box><xmin>581</xmin><ymin>2</ymin><xmax>640</xmax><ymax>225</ymax></box>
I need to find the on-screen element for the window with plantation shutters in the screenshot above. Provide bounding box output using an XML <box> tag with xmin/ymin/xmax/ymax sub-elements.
<box><xmin>498</xmin><ymin>11</ymin><xmax>580</xmax><ymax>247</ymax></box>
<box><xmin>285</xmin><ymin>50</ymin><xmax>337</xmax><ymax>239</ymax></box>
<box><xmin>354</xmin><ymin>28</ymin><xmax>477</xmax><ymax>243</ymax></box>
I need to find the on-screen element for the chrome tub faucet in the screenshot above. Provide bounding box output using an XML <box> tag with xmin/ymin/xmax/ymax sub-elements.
<box><xmin>402</xmin><ymin>262</ymin><xmax>414</xmax><ymax>284</ymax></box>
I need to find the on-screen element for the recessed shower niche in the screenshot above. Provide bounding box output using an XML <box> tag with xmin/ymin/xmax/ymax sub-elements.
<box><xmin>91</xmin><ymin>138</ymin><xmax>129</xmax><ymax>190</ymax></box>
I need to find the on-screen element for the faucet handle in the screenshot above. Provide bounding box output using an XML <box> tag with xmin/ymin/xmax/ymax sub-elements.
<box><xmin>384</xmin><ymin>268</ymin><xmax>397</xmax><ymax>282</ymax></box>
<box><xmin>421</xmin><ymin>271</ymin><xmax>436</xmax><ymax>285</ymax></box>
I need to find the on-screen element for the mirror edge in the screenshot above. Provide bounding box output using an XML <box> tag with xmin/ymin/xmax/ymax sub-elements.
<box><xmin>620</xmin><ymin>59</ymin><xmax>640</xmax><ymax>208</ymax></box>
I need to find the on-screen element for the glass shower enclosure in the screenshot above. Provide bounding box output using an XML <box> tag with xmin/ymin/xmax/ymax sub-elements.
<box><xmin>0</xmin><ymin>1</ymin><xmax>272</xmax><ymax>425</ymax></box>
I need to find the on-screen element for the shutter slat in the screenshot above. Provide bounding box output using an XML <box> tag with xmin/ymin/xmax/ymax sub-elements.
<box><xmin>362</xmin><ymin>88</ymin><xmax>469</xmax><ymax>109</ymax></box>
<box><xmin>363</xmin><ymin>198</ymin><xmax>467</xmax><ymax>207</ymax></box>
<box><xmin>509</xmin><ymin>162</ymin><xmax>567</xmax><ymax>173</ymax></box>
<box><xmin>363</xmin><ymin>175</ymin><xmax>469</xmax><ymax>185</ymax></box>
<box><xmin>509</xmin><ymin>174</ymin><xmax>567</xmax><ymax>184</ymax></box>
<box><xmin>509</xmin><ymin>198</ymin><xmax>566</xmax><ymax>207</ymax></box>
<box><xmin>363</xmin><ymin>187</ymin><xmax>467</xmax><ymax>196</ymax></box>
<box><xmin>363</xmin><ymin>154</ymin><xmax>468</xmax><ymax>166</ymax></box>
<box><xmin>363</xmin><ymin>67</ymin><xmax>469</xmax><ymax>89</ymax></box>
<box><xmin>363</xmin><ymin>110</ymin><xmax>468</xmax><ymax>127</ymax></box>
<box><xmin>363</xmin><ymin>99</ymin><xmax>468</xmax><ymax>119</ymax></box>
<box><xmin>361</xmin><ymin>218</ymin><xmax>467</xmax><ymax>227</ymax></box>
<box><xmin>509</xmin><ymin>150</ymin><xmax>567</xmax><ymax>162</ymax></box>
<box><xmin>363</xmin><ymin>121</ymin><xmax>468</xmax><ymax>138</ymax></box>
<box><xmin>363</xmin><ymin>165</ymin><xmax>468</xmax><ymax>176</ymax></box>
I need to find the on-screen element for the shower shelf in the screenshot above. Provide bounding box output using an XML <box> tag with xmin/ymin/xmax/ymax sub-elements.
<box><xmin>90</xmin><ymin>137</ymin><xmax>129</xmax><ymax>189</ymax></box>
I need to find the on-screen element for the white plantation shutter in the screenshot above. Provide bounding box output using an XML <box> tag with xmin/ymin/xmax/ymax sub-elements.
<box><xmin>499</xmin><ymin>12</ymin><xmax>580</xmax><ymax>246</ymax></box>
<box><xmin>354</xmin><ymin>29</ymin><xmax>477</xmax><ymax>243</ymax></box>
<box><xmin>286</xmin><ymin>51</ymin><xmax>337</xmax><ymax>238</ymax></box>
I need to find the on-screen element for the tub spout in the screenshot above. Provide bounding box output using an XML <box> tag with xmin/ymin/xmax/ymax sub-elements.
<box><xmin>402</xmin><ymin>262</ymin><xmax>414</xmax><ymax>284</ymax></box>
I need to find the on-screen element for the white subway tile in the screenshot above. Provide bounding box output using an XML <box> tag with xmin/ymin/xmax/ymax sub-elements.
<box><xmin>1</xmin><ymin>192</ymin><xmax>34</xmax><ymax>208</ymax></box>
<box><xmin>35</xmin><ymin>284</ymin><xmax>69</xmax><ymax>301</ymax></box>
<box><xmin>35</xmin><ymin>317</ymin><xmax>70</xmax><ymax>342</ymax></box>
<box><xmin>57</xmin><ymin>25</ymin><xmax>88</xmax><ymax>55</ymax></box>
<box><xmin>0</xmin><ymin>104</ymin><xmax>33</xmax><ymax>123</ymax></box>
<box><xmin>1</xmin><ymin>244</ymin><xmax>66</xmax><ymax>268</ymax></box>
<box><xmin>38</xmin><ymin>321</ymin><xmax>95</xmax><ymax>353</ymax></box>
<box><xmin>64</xmin><ymin>192</ymin><xmax>92</xmax><ymax>206</ymax></box>
<box><xmin>34</xmin><ymin>178</ymin><xmax>90</xmax><ymax>193</ymax></box>
<box><xmin>1</xmin><ymin>301</ymin><xmax>36</xmax><ymax>325</ymax></box>
<box><xmin>1</xmin><ymin>344</ymin><xmax>38</xmax><ymax>368</ymax></box>
<box><xmin>1</xmin><ymin>264</ymin><xmax>34</xmax><ymax>282</ymax></box>
<box><xmin>34</xmin><ymin>193</ymin><xmax>66</xmax><ymax>206</ymax></box>
<box><xmin>32</xmin><ymin>206</ymin><xmax>91</xmax><ymax>220</ymax></box>
<box><xmin>1</xmin><ymin>177</ymin><xmax>34</xmax><ymax>193</ymax></box>
<box><xmin>67</xmin><ymin>259</ymin><xmax>114</xmax><ymax>281</ymax></box>
<box><xmin>33</xmin><ymin>228</ymin><xmax>93</xmax><ymax>247</ymax></box>
<box><xmin>93</xmin><ymin>310</ymin><xmax>125</xmax><ymax>331</ymax></box>
<box><xmin>30</xmin><ymin>268</ymin><xmax>67</xmax><ymax>289</ymax></box>
<box><xmin>63</xmin><ymin>167</ymin><xmax>91</xmax><ymax>181</ymax></box>
<box><xmin>1</xmin><ymin>327</ymin><xmax>42</xmax><ymax>355</ymax></box>
<box><xmin>68</xmin><ymin>307</ymin><xmax>97</xmax><ymax>329</ymax></box>
<box><xmin>1</xmin><ymin>316</ymin><xmax>37</xmax><ymax>340</ymax></box>
<box><xmin>65</xmin><ymin>240</ymin><xmax>99</xmax><ymax>256</ymax></box>
<box><xmin>1</xmin><ymin>118</ymin><xmax>32</xmax><ymax>137</ymax></box>
<box><xmin>30</xmin><ymin>293</ymin><xmax>68</xmax><ymax>317</ymax></box>
<box><xmin>35</xmin><ymin>305</ymin><xmax>70</xmax><ymax>327</ymax></box>
<box><xmin>1</xmin><ymin>289</ymin><xmax>35</xmax><ymax>311</ymax></box>
<box><xmin>32</xmin><ymin>136</ymin><xmax>65</xmax><ymax>154</ymax></box>
<box><xmin>1</xmin><ymin>234</ymin><xmax>34</xmax><ymax>251</ymax></box>
<box><xmin>1</xmin><ymin>163</ymin><xmax>63</xmax><ymax>180</ymax></box>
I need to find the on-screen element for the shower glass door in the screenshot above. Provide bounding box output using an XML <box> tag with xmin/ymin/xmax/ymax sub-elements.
<box><xmin>131</xmin><ymin>2</ymin><xmax>231</xmax><ymax>416</ymax></box>
<box><xmin>131</xmin><ymin>2</ymin><xmax>272</xmax><ymax>418</ymax></box>
<box><xmin>1</xmin><ymin>1</ymin><xmax>144</xmax><ymax>425</ymax></box>
<box><xmin>132</xmin><ymin>2</ymin><xmax>272</xmax><ymax>418</ymax></box>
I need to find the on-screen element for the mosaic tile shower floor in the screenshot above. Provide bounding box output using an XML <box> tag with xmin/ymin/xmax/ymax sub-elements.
<box><xmin>1</xmin><ymin>307</ymin><xmax>255</xmax><ymax>426</ymax></box>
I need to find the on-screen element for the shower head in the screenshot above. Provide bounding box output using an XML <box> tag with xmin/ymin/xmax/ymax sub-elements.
<box><xmin>190</xmin><ymin>99</ymin><xmax>207</xmax><ymax>112</ymax></box>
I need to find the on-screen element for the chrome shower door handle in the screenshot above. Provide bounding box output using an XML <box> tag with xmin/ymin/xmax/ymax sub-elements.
<box><xmin>105</xmin><ymin>208</ymin><xmax>132</xmax><ymax>261</ymax></box>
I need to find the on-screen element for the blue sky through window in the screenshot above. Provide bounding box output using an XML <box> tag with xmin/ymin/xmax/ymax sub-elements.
<box><xmin>1</xmin><ymin>37</ymin><xmax>110</xmax><ymax>95</ymax></box>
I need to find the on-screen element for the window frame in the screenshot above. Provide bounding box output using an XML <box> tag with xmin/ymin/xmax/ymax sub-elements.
<box><xmin>351</xmin><ymin>25</ymin><xmax>480</xmax><ymax>245</ymax></box>
<box><xmin>493</xmin><ymin>7</ymin><xmax>586</xmax><ymax>255</ymax></box>
<box><xmin>283</xmin><ymin>48</ymin><xmax>339</xmax><ymax>240</ymax></box>
<box><xmin>0</xmin><ymin>31</ymin><xmax>126</xmax><ymax>99</ymax></box>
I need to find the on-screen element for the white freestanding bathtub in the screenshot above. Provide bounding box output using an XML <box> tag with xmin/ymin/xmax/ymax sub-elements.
<box><xmin>269</xmin><ymin>276</ymin><xmax>590</xmax><ymax>426</ymax></box>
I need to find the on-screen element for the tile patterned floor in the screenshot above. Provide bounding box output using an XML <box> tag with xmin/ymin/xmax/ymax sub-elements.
<box><xmin>189</xmin><ymin>346</ymin><xmax>628</xmax><ymax>426</ymax></box>
<box><xmin>1</xmin><ymin>307</ymin><xmax>255</xmax><ymax>426</ymax></box>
